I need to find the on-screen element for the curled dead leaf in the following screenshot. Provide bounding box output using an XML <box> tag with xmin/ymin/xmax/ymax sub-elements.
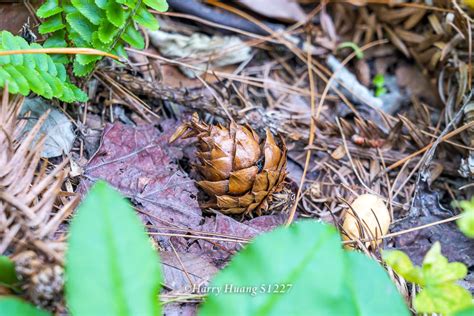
<box><xmin>342</xmin><ymin>194</ymin><xmax>391</xmax><ymax>249</ymax></box>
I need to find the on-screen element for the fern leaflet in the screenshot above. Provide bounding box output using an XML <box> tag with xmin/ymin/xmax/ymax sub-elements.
<box><xmin>38</xmin><ymin>0</ymin><xmax>168</xmax><ymax>76</ymax></box>
<box><xmin>0</xmin><ymin>31</ymin><xmax>87</xmax><ymax>103</ymax></box>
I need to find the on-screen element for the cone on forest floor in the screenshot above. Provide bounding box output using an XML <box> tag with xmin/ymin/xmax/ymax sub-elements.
<box><xmin>170</xmin><ymin>113</ymin><xmax>287</xmax><ymax>216</ymax></box>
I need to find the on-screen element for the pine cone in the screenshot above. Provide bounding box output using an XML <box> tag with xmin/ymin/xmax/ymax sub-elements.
<box><xmin>170</xmin><ymin>114</ymin><xmax>287</xmax><ymax>215</ymax></box>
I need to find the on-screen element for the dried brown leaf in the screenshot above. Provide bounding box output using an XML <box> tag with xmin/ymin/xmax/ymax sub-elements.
<box><xmin>80</xmin><ymin>121</ymin><xmax>201</xmax><ymax>229</ymax></box>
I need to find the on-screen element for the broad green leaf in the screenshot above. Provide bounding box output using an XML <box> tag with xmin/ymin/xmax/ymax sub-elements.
<box><xmin>199</xmin><ymin>221</ymin><xmax>409</xmax><ymax>316</ymax></box>
<box><xmin>121</xmin><ymin>25</ymin><xmax>145</xmax><ymax>49</ymax></box>
<box><xmin>455</xmin><ymin>306</ymin><xmax>474</xmax><ymax>316</ymax></box>
<box><xmin>106</xmin><ymin>2</ymin><xmax>127</xmax><ymax>27</ymax></box>
<box><xmin>0</xmin><ymin>297</ymin><xmax>50</xmax><ymax>316</ymax></box>
<box><xmin>66</xmin><ymin>181</ymin><xmax>162</xmax><ymax>316</ymax></box>
<box><xmin>0</xmin><ymin>256</ymin><xmax>19</xmax><ymax>287</ymax></box>
<box><xmin>344</xmin><ymin>252</ymin><xmax>410</xmax><ymax>316</ymax></box>
<box><xmin>37</xmin><ymin>0</ymin><xmax>63</xmax><ymax>18</ymax></box>
<box><xmin>133</xmin><ymin>5</ymin><xmax>159</xmax><ymax>30</ymax></box>
<box><xmin>458</xmin><ymin>199</ymin><xmax>474</xmax><ymax>238</ymax></box>
<box><xmin>38</xmin><ymin>14</ymin><xmax>65</xmax><ymax>34</ymax></box>
<box><xmin>414</xmin><ymin>283</ymin><xmax>473</xmax><ymax>315</ymax></box>
<box><xmin>66</xmin><ymin>12</ymin><xmax>94</xmax><ymax>43</ymax></box>
<box><xmin>71</xmin><ymin>0</ymin><xmax>104</xmax><ymax>25</ymax></box>
<box><xmin>144</xmin><ymin>0</ymin><xmax>169</xmax><ymax>12</ymax></box>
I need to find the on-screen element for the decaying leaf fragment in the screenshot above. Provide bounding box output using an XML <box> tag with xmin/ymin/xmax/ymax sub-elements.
<box><xmin>170</xmin><ymin>113</ymin><xmax>287</xmax><ymax>216</ymax></box>
<box><xmin>342</xmin><ymin>194</ymin><xmax>391</xmax><ymax>249</ymax></box>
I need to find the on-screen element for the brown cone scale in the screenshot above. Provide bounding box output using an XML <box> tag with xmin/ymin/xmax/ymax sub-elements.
<box><xmin>170</xmin><ymin>113</ymin><xmax>287</xmax><ymax>215</ymax></box>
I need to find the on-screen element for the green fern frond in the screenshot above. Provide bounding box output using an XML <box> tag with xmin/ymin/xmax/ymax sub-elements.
<box><xmin>38</xmin><ymin>0</ymin><xmax>168</xmax><ymax>76</ymax></box>
<box><xmin>0</xmin><ymin>31</ymin><xmax>87</xmax><ymax>103</ymax></box>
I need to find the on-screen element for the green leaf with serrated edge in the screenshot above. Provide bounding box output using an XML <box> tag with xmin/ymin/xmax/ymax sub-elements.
<box><xmin>69</xmin><ymin>84</ymin><xmax>88</xmax><ymax>102</ymax></box>
<box><xmin>38</xmin><ymin>14</ymin><xmax>65</xmax><ymax>34</ymax></box>
<box><xmin>67</xmin><ymin>28</ymin><xmax>89</xmax><ymax>47</ymax></box>
<box><xmin>59</xmin><ymin>84</ymin><xmax>75</xmax><ymax>102</ymax></box>
<box><xmin>91</xmin><ymin>31</ymin><xmax>109</xmax><ymax>50</ymax></box>
<box><xmin>51</xmin><ymin>54</ymin><xmax>70</xmax><ymax>64</ymax></box>
<box><xmin>422</xmin><ymin>243</ymin><xmax>467</xmax><ymax>285</ymax></box>
<box><xmin>98</xmin><ymin>20</ymin><xmax>119</xmax><ymax>43</ymax></box>
<box><xmin>71</xmin><ymin>0</ymin><xmax>104</xmax><ymax>25</ymax></box>
<box><xmin>43</xmin><ymin>31</ymin><xmax>67</xmax><ymax>48</ymax></box>
<box><xmin>29</xmin><ymin>43</ymin><xmax>49</xmax><ymax>72</ymax></box>
<box><xmin>66</xmin><ymin>12</ymin><xmax>94</xmax><ymax>43</ymax></box>
<box><xmin>95</xmin><ymin>0</ymin><xmax>107</xmax><ymax>9</ymax></box>
<box><xmin>106</xmin><ymin>2</ymin><xmax>127</xmax><ymax>27</ymax></box>
<box><xmin>37</xmin><ymin>0</ymin><xmax>63</xmax><ymax>18</ymax></box>
<box><xmin>4</xmin><ymin>65</ymin><xmax>29</xmax><ymax>95</ymax></box>
<box><xmin>415</xmin><ymin>283</ymin><xmax>473</xmax><ymax>315</ymax></box>
<box><xmin>121</xmin><ymin>25</ymin><xmax>144</xmax><ymax>49</ymax></box>
<box><xmin>385</xmin><ymin>242</ymin><xmax>473</xmax><ymax>315</ymax></box>
<box><xmin>76</xmin><ymin>53</ymin><xmax>101</xmax><ymax>66</ymax></box>
<box><xmin>458</xmin><ymin>199</ymin><xmax>474</xmax><ymax>238</ymax></box>
<box><xmin>144</xmin><ymin>0</ymin><xmax>168</xmax><ymax>12</ymax></box>
<box><xmin>2</xmin><ymin>32</ymin><xmax>23</xmax><ymax>65</ymax></box>
<box><xmin>43</xmin><ymin>31</ymin><xmax>69</xmax><ymax>64</ymax></box>
<box><xmin>0</xmin><ymin>297</ymin><xmax>50</xmax><ymax>316</ymax></box>
<box><xmin>382</xmin><ymin>250</ymin><xmax>424</xmax><ymax>284</ymax></box>
<box><xmin>73</xmin><ymin>60</ymin><xmax>96</xmax><ymax>77</ymax></box>
<box><xmin>0</xmin><ymin>68</ymin><xmax>19</xmax><ymax>94</ymax></box>
<box><xmin>133</xmin><ymin>5</ymin><xmax>159</xmax><ymax>30</ymax></box>
<box><xmin>199</xmin><ymin>221</ymin><xmax>409</xmax><ymax>316</ymax></box>
<box><xmin>0</xmin><ymin>256</ymin><xmax>19</xmax><ymax>287</ymax></box>
<box><xmin>66</xmin><ymin>181</ymin><xmax>162</xmax><ymax>316</ymax></box>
